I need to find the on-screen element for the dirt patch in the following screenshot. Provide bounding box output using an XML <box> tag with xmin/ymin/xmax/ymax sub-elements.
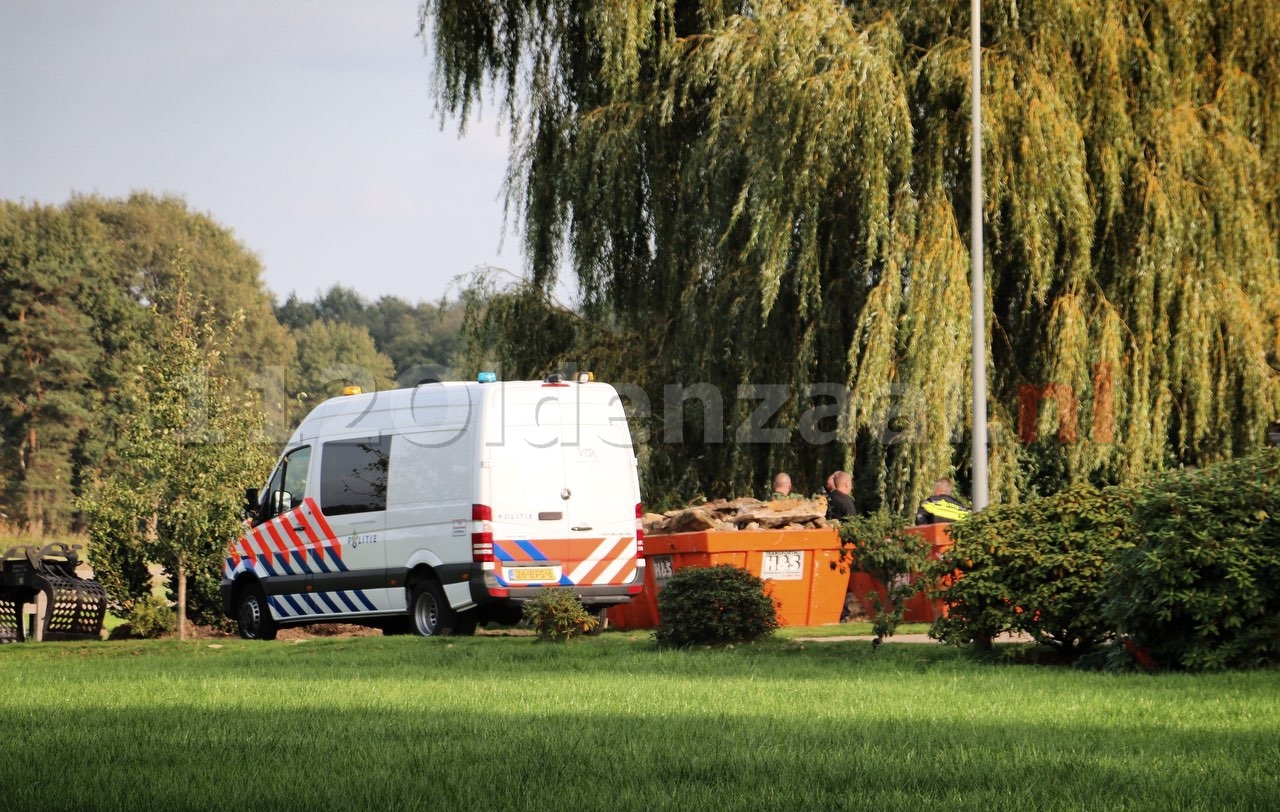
<box><xmin>108</xmin><ymin>621</ymin><xmax>388</xmax><ymax>641</ymax></box>
<box><xmin>174</xmin><ymin>622</ymin><xmax>529</xmax><ymax>640</ymax></box>
<box><xmin>275</xmin><ymin>623</ymin><xmax>383</xmax><ymax>640</ymax></box>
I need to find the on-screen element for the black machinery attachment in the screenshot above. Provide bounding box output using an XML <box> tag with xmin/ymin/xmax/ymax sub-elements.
<box><xmin>0</xmin><ymin>543</ymin><xmax>107</xmax><ymax>642</ymax></box>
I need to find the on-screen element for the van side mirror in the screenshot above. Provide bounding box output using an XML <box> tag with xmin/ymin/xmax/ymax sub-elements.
<box><xmin>271</xmin><ymin>490</ymin><xmax>294</xmax><ymax>514</ymax></box>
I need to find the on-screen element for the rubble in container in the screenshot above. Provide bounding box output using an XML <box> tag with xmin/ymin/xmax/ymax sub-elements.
<box><xmin>643</xmin><ymin>496</ymin><xmax>831</xmax><ymax>535</ymax></box>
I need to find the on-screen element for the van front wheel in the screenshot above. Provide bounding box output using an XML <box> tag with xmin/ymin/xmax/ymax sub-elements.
<box><xmin>237</xmin><ymin>583</ymin><xmax>277</xmax><ymax>641</ymax></box>
<box><xmin>409</xmin><ymin>580</ymin><xmax>456</xmax><ymax>636</ymax></box>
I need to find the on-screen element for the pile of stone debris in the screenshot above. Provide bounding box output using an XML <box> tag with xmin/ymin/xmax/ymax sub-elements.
<box><xmin>643</xmin><ymin>496</ymin><xmax>831</xmax><ymax>535</ymax></box>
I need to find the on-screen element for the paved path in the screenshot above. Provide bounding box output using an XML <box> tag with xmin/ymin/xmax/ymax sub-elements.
<box><xmin>794</xmin><ymin>632</ymin><xmax>1034</xmax><ymax>644</ymax></box>
<box><xmin>793</xmin><ymin>633</ymin><xmax>933</xmax><ymax>643</ymax></box>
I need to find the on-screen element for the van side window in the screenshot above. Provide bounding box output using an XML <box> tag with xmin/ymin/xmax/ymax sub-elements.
<box><xmin>319</xmin><ymin>436</ymin><xmax>391</xmax><ymax>516</ymax></box>
<box><xmin>256</xmin><ymin>445</ymin><xmax>311</xmax><ymax>524</ymax></box>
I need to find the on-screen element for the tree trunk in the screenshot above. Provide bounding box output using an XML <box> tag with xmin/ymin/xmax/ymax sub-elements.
<box><xmin>177</xmin><ymin>554</ymin><xmax>187</xmax><ymax>641</ymax></box>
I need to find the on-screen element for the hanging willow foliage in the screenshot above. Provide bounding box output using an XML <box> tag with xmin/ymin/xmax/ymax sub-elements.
<box><xmin>422</xmin><ymin>0</ymin><xmax>1280</xmax><ymax>513</ymax></box>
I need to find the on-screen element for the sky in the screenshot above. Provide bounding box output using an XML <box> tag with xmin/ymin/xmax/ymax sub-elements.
<box><xmin>0</xmin><ymin>0</ymin><xmax>529</xmax><ymax>306</ymax></box>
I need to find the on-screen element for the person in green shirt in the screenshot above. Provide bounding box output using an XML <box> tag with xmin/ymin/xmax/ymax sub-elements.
<box><xmin>769</xmin><ymin>472</ymin><xmax>793</xmax><ymax>500</ymax></box>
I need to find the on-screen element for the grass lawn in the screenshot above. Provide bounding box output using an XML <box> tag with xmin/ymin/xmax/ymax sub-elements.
<box><xmin>2</xmin><ymin>630</ymin><xmax>1277</xmax><ymax>811</ymax></box>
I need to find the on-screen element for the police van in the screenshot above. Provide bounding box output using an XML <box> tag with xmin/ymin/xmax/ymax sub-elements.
<box><xmin>221</xmin><ymin>373</ymin><xmax>645</xmax><ymax>639</ymax></box>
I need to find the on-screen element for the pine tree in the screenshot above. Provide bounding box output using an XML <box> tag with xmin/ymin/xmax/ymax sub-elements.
<box><xmin>0</xmin><ymin>194</ymin><xmax>296</xmax><ymax>533</ymax></box>
<box><xmin>0</xmin><ymin>202</ymin><xmax>105</xmax><ymax>533</ymax></box>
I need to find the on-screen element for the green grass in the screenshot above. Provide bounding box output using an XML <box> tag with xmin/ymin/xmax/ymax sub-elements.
<box><xmin>2</xmin><ymin>632</ymin><xmax>1278</xmax><ymax>811</ymax></box>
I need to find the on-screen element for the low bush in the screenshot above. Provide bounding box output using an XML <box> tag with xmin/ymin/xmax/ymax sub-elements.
<box><xmin>522</xmin><ymin>587</ymin><xmax>597</xmax><ymax>642</ymax></box>
<box><xmin>836</xmin><ymin>512</ymin><xmax>930</xmax><ymax>641</ymax></box>
<box><xmin>931</xmin><ymin>485</ymin><xmax>1134</xmax><ymax>655</ymax></box>
<box><xmin>654</xmin><ymin>564</ymin><xmax>777</xmax><ymax>647</ymax></box>
<box><xmin>1108</xmin><ymin>451</ymin><xmax>1280</xmax><ymax>671</ymax></box>
<box><xmin>128</xmin><ymin>593</ymin><xmax>177</xmax><ymax>639</ymax></box>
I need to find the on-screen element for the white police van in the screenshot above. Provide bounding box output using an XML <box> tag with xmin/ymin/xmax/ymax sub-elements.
<box><xmin>221</xmin><ymin>373</ymin><xmax>645</xmax><ymax>639</ymax></box>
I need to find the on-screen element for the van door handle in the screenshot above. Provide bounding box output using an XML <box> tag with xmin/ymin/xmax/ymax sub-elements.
<box><xmin>293</xmin><ymin>525</ymin><xmax>305</xmax><ymax>532</ymax></box>
<box><xmin>572</xmin><ymin>525</ymin><xmax>593</xmax><ymax>532</ymax></box>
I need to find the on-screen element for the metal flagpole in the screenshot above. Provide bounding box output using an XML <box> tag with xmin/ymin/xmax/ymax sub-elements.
<box><xmin>970</xmin><ymin>0</ymin><xmax>989</xmax><ymax>510</ymax></box>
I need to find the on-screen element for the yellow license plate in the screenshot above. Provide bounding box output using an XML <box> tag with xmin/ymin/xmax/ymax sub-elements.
<box><xmin>510</xmin><ymin>567</ymin><xmax>556</xmax><ymax>582</ymax></box>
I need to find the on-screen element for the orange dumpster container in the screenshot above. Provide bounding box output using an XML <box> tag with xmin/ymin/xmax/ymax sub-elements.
<box><xmin>606</xmin><ymin>554</ymin><xmax>662</xmax><ymax>629</ymax></box>
<box><xmin>846</xmin><ymin>522</ymin><xmax>955</xmax><ymax>622</ymax></box>
<box><xmin>609</xmin><ymin>528</ymin><xmax>845</xmax><ymax>629</ymax></box>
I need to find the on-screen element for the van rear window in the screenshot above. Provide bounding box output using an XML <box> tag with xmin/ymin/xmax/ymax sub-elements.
<box><xmin>319</xmin><ymin>436</ymin><xmax>391</xmax><ymax>516</ymax></box>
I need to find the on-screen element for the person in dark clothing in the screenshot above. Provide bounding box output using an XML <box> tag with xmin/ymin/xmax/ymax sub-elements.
<box><xmin>916</xmin><ymin>477</ymin><xmax>970</xmax><ymax>525</ymax></box>
<box><xmin>825</xmin><ymin>470</ymin><xmax>857</xmax><ymax>521</ymax></box>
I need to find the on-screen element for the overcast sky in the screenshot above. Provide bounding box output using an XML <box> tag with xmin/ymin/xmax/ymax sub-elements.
<box><xmin>1</xmin><ymin>0</ymin><xmax>529</xmax><ymax>306</ymax></box>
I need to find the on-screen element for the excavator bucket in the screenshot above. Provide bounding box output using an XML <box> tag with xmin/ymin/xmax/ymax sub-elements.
<box><xmin>0</xmin><ymin>546</ymin><xmax>33</xmax><ymax>643</ymax></box>
<box><xmin>0</xmin><ymin>544</ymin><xmax>107</xmax><ymax>642</ymax></box>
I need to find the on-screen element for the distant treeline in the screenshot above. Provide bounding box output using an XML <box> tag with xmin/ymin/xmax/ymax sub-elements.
<box><xmin>0</xmin><ymin>193</ymin><xmax>463</xmax><ymax>536</ymax></box>
<box><xmin>275</xmin><ymin>284</ymin><xmax>464</xmax><ymax>390</ymax></box>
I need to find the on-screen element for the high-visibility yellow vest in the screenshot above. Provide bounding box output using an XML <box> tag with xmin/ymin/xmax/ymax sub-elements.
<box><xmin>920</xmin><ymin>496</ymin><xmax>970</xmax><ymax>523</ymax></box>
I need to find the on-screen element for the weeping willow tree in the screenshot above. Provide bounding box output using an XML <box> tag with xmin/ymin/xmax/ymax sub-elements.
<box><xmin>423</xmin><ymin>0</ymin><xmax>1280</xmax><ymax>512</ymax></box>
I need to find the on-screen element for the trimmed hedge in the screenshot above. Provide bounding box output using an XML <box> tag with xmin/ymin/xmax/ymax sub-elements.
<box><xmin>1108</xmin><ymin>452</ymin><xmax>1280</xmax><ymax>670</ymax></box>
<box><xmin>931</xmin><ymin>450</ymin><xmax>1280</xmax><ymax>670</ymax></box>
<box><xmin>654</xmin><ymin>564</ymin><xmax>778</xmax><ymax>647</ymax></box>
<box><xmin>931</xmin><ymin>485</ymin><xmax>1134</xmax><ymax>654</ymax></box>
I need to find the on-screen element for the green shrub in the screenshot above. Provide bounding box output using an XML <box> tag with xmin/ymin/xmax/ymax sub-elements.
<box><xmin>654</xmin><ymin>564</ymin><xmax>777</xmax><ymax>647</ymax></box>
<box><xmin>930</xmin><ymin>485</ymin><xmax>1134</xmax><ymax>654</ymax></box>
<box><xmin>81</xmin><ymin>486</ymin><xmax>154</xmax><ymax>614</ymax></box>
<box><xmin>522</xmin><ymin>587</ymin><xmax>597</xmax><ymax>642</ymax></box>
<box><xmin>165</xmin><ymin>566</ymin><xmax>235</xmax><ymax>631</ymax></box>
<box><xmin>1108</xmin><ymin>451</ymin><xmax>1280</xmax><ymax>671</ymax></box>
<box><xmin>179</xmin><ymin>558</ymin><xmax>232</xmax><ymax>628</ymax></box>
<box><xmin>836</xmin><ymin>512</ymin><xmax>929</xmax><ymax>641</ymax></box>
<box><xmin>128</xmin><ymin>593</ymin><xmax>177</xmax><ymax>639</ymax></box>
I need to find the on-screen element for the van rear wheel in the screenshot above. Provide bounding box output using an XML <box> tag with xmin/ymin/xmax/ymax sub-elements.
<box><xmin>454</xmin><ymin>610</ymin><xmax>478</xmax><ymax>636</ymax></box>
<box><xmin>237</xmin><ymin>583</ymin><xmax>277</xmax><ymax>641</ymax></box>
<box><xmin>586</xmin><ymin>606</ymin><xmax>609</xmax><ymax>636</ymax></box>
<box><xmin>409</xmin><ymin>580</ymin><xmax>456</xmax><ymax>636</ymax></box>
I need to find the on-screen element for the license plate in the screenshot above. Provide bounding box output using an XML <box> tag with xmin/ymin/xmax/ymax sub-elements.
<box><xmin>508</xmin><ymin>567</ymin><xmax>556</xmax><ymax>582</ymax></box>
<box><xmin>761</xmin><ymin>551</ymin><xmax>804</xmax><ymax>580</ymax></box>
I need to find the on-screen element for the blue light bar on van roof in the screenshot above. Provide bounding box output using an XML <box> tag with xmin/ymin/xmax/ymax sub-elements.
<box><xmin>477</xmin><ymin>371</ymin><xmax>497</xmax><ymax>383</ymax></box>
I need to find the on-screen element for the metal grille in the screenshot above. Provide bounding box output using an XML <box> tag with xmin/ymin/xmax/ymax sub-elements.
<box><xmin>40</xmin><ymin>573</ymin><xmax>107</xmax><ymax>640</ymax></box>
<box><xmin>0</xmin><ymin>544</ymin><xmax>107</xmax><ymax>642</ymax></box>
<box><xmin>0</xmin><ymin>598</ymin><xmax>25</xmax><ymax>643</ymax></box>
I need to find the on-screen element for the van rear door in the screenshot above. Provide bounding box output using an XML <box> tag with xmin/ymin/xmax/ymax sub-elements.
<box><xmin>558</xmin><ymin>391</ymin><xmax>639</xmax><ymax>590</ymax></box>
<box><xmin>485</xmin><ymin>384</ymin><xmax>639</xmax><ymax>595</ymax></box>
